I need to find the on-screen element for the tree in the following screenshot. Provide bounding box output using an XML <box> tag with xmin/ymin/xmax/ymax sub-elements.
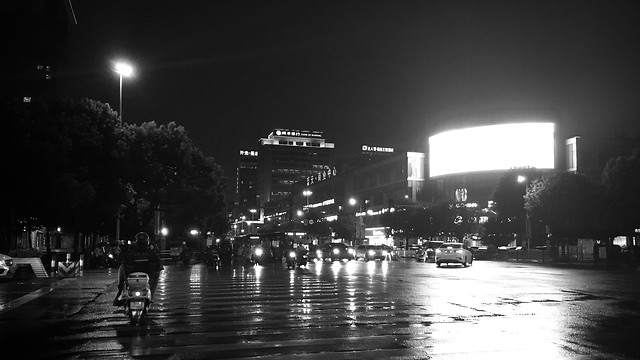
<box><xmin>524</xmin><ymin>171</ymin><xmax>607</xmax><ymax>240</ymax></box>
<box><xmin>120</xmin><ymin>121</ymin><xmax>228</xmax><ymax>241</ymax></box>
<box><xmin>488</xmin><ymin>168</ymin><xmax>545</xmax><ymax>246</ymax></box>
<box><xmin>1</xmin><ymin>97</ymin><xmax>125</xmax><ymax>251</ymax></box>
<box><xmin>601</xmin><ymin>151</ymin><xmax>640</xmax><ymax>237</ymax></box>
<box><xmin>380</xmin><ymin>206</ymin><xmax>431</xmax><ymax>246</ymax></box>
<box><xmin>331</xmin><ymin>213</ymin><xmax>358</xmax><ymax>243</ymax></box>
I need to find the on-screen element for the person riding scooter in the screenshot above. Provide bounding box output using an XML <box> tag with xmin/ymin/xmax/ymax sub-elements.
<box><xmin>113</xmin><ymin>232</ymin><xmax>163</xmax><ymax>306</ymax></box>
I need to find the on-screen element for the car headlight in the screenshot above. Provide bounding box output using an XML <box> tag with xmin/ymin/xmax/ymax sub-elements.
<box><xmin>368</xmin><ymin>250</ymin><xmax>374</xmax><ymax>256</ymax></box>
<box><xmin>5</xmin><ymin>259</ymin><xmax>13</xmax><ymax>266</ymax></box>
<box><xmin>333</xmin><ymin>248</ymin><xmax>340</xmax><ymax>255</ymax></box>
<box><xmin>435</xmin><ymin>249</ymin><xmax>441</xmax><ymax>254</ymax></box>
<box><xmin>455</xmin><ymin>250</ymin><xmax>463</xmax><ymax>254</ymax></box>
<box><xmin>348</xmin><ymin>248</ymin><xmax>355</xmax><ymax>254</ymax></box>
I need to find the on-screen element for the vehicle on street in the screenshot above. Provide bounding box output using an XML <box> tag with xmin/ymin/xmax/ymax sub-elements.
<box><xmin>470</xmin><ymin>246</ymin><xmax>495</xmax><ymax>260</ymax></box>
<box><xmin>321</xmin><ymin>243</ymin><xmax>354</xmax><ymax>262</ymax></box>
<box><xmin>435</xmin><ymin>242</ymin><xmax>473</xmax><ymax>267</ymax></box>
<box><xmin>0</xmin><ymin>253</ymin><xmax>16</xmax><ymax>279</ymax></box>
<box><xmin>355</xmin><ymin>245</ymin><xmax>389</xmax><ymax>261</ymax></box>
<box><xmin>416</xmin><ymin>241</ymin><xmax>443</xmax><ymax>262</ymax></box>
<box><xmin>121</xmin><ymin>271</ymin><xmax>152</xmax><ymax>325</ymax></box>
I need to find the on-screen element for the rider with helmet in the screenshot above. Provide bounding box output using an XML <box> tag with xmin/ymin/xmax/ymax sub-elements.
<box><xmin>113</xmin><ymin>232</ymin><xmax>163</xmax><ymax>306</ymax></box>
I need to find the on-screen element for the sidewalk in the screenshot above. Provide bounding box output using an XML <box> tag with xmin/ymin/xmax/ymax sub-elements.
<box><xmin>0</xmin><ymin>267</ymin><xmax>119</xmax><ymax>319</ymax></box>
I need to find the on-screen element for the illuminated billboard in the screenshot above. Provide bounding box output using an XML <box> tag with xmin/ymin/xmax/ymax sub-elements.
<box><xmin>429</xmin><ymin>122</ymin><xmax>555</xmax><ymax>177</ymax></box>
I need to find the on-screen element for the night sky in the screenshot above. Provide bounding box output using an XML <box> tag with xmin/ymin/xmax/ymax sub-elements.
<box><xmin>59</xmin><ymin>0</ymin><xmax>640</xmax><ymax>178</ymax></box>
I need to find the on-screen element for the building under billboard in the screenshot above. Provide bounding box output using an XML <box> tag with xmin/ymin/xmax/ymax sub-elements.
<box><xmin>259</xmin><ymin>146</ymin><xmax>427</xmax><ymax>248</ymax></box>
<box><xmin>257</xmin><ymin>129</ymin><xmax>336</xmax><ymax>219</ymax></box>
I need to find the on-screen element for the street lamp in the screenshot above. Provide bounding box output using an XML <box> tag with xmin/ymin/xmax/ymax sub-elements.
<box><xmin>114</xmin><ymin>61</ymin><xmax>133</xmax><ymax>122</ymax></box>
<box><xmin>518</xmin><ymin>175</ymin><xmax>531</xmax><ymax>251</ymax></box>
<box><xmin>303</xmin><ymin>190</ymin><xmax>312</xmax><ymax>210</ymax></box>
<box><xmin>113</xmin><ymin>61</ymin><xmax>133</xmax><ymax>243</ymax></box>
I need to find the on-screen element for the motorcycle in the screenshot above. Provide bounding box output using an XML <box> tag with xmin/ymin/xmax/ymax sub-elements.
<box><xmin>205</xmin><ymin>250</ymin><xmax>221</xmax><ymax>268</ymax></box>
<box><xmin>179</xmin><ymin>249</ymin><xmax>191</xmax><ymax>265</ymax></box>
<box><xmin>286</xmin><ymin>250</ymin><xmax>308</xmax><ymax>269</ymax></box>
<box><xmin>105</xmin><ymin>252</ymin><xmax>118</xmax><ymax>268</ymax></box>
<box><xmin>252</xmin><ymin>247</ymin><xmax>264</xmax><ymax>265</ymax></box>
<box><xmin>122</xmin><ymin>272</ymin><xmax>152</xmax><ymax>325</ymax></box>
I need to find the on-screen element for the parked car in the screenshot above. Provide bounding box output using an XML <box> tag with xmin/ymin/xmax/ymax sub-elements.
<box><xmin>435</xmin><ymin>242</ymin><xmax>473</xmax><ymax>267</ymax></box>
<box><xmin>0</xmin><ymin>253</ymin><xmax>16</xmax><ymax>280</ymax></box>
<box><xmin>355</xmin><ymin>245</ymin><xmax>389</xmax><ymax>261</ymax></box>
<box><xmin>321</xmin><ymin>243</ymin><xmax>354</xmax><ymax>262</ymax></box>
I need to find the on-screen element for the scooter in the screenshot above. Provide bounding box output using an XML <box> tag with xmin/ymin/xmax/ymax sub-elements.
<box><xmin>179</xmin><ymin>250</ymin><xmax>191</xmax><ymax>266</ymax></box>
<box><xmin>122</xmin><ymin>272</ymin><xmax>152</xmax><ymax>325</ymax></box>
<box><xmin>252</xmin><ymin>247</ymin><xmax>264</xmax><ymax>265</ymax></box>
<box><xmin>285</xmin><ymin>250</ymin><xmax>297</xmax><ymax>269</ymax></box>
<box><xmin>205</xmin><ymin>251</ymin><xmax>221</xmax><ymax>268</ymax></box>
<box><xmin>105</xmin><ymin>252</ymin><xmax>118</xmax><ymax>268</ymax></box>
<box><xmin>286</xmin><ymin>250</ymin><xmax>308</xmax><ymax>269</ymax></box>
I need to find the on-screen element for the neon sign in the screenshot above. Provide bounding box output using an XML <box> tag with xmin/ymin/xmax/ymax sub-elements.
<box><xmin>306</xmin><ymin>167</ymin><xmax>337</xmax><ymax>186</ymax></box>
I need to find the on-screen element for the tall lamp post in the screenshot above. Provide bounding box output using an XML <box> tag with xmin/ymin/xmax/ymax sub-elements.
<box><xmin>303</xmin><ymin>190</ymin><xmax>312</xmax><ymax>211</ymax></box>
<box><xmin>113</xmin><ymin>61</ymin><xmax>133</xmax><ymax>243</ymax></box>
<box><xmin>518</xmin><ymin>175</ymin><xmax>531</xmax><ymax>251</ymax></box>
<box><xmin>114</xmin><ymin>61</ymin><xmax>133</xmax><ymax>121</ymax></box>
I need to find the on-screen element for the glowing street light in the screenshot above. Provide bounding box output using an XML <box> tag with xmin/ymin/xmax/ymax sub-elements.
<box><xmin>113</xmin><ymin>61</ymin><xmax>134</xmax><ymax>243</ymax></box>
<box><xmin>114</xmin><ymin>61</ymin><xmax>134</xmax><ymax>122</ymax></box>
<box><xmin>303</xmin><ymin>189</ymin><xmax>312</xmax><ymax>210</ymax></box>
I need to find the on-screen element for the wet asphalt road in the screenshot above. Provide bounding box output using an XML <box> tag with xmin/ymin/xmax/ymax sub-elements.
<box><xmin>1</xmin><ymin>258</ymin><xmax>639</xmax><ymax>359</ymax></box>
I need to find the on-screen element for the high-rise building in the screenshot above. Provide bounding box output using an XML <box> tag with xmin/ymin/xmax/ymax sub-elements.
<box><xmin>236</xmin><ymin>149</ymin><xmax>259</xmax><ymax>210</ymax></box>
<box><xmin>1</xmin><ymin>0</ymin><xmax>77</xmax><ymax>103</ymax></box>
<box><xmin>258</xmin><ymin>129</ymin><xmax>335</xmax><ymax>215</ymax></box>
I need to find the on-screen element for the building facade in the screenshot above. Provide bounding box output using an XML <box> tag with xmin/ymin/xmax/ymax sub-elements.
<box><xmin>257</xmin><ymin>129</ymin><xmax>335</xmax><ymax>216</ymax></box>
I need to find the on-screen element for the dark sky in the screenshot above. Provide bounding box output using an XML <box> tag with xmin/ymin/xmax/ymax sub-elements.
<box><xmin>60</xmin><ymin>0</ymin><xmax>640</xmax><ymax>178</ymax></box>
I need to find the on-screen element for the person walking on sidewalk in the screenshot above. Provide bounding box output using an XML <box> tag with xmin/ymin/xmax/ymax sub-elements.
<box><xmin>113</xmin><ymin>232</ymin><xmax>163</xmax><ymax>306</ymax></box>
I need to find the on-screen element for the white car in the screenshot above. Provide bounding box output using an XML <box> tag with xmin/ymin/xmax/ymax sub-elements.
<box><xmin>435</xmin><ymin>243</ymin><xmax>473</xmax><ymax>267</ymax></box>
<box><xmin>0</xmin><ymin>253</ymin><xmax>16</xmax><ymax>279</ymax></box>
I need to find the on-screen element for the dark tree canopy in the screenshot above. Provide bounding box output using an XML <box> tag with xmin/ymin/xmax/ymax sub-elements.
<box><xmin>601</xmin><ymin>151</ymin><xmax>640</xmax><ymax>236</ymax></box>
<box><xmin>524</xmin><ymin>171</ymin><xmax>607</xmax><ymax>239</ymax></box>
<box><xmin>1</xmin><ymin>98</ymin><xmax>229</xmax><ymax>251</ymax></box>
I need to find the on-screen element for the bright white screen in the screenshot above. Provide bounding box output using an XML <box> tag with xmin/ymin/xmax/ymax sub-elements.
<box><xmin>429</xmin><ymin>122</ymin><xmax>555</xmax><ymax>177</ymax></box>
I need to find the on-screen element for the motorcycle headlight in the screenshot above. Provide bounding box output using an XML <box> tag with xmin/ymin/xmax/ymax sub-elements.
<box><xmin>134</xmin><ymin>291</ymin><xmax>142</xmax><ymax>297</ymax></box>
<box><xmin>255</xmin><ymin>248</ymin><xmax>263</xmax><ymax>256</ymax></box>
<box><xmin>382</xmin><ymin>251</ymin><xmax>389</xmax><ymax>256</ymax></box>
<box><xmin>289</xmin><ymin>251</ymin><xmax>296</xmax><ymax>258</ymax></box>
<box><xmin>316</xmin><ymin>250</ymin><xmax>322</xmax><ymax>257</ymax></box>
<box><xmin>333</xmin><ymin>248</ymin><xmax>340</xmax><ymax>255</ymax></box>
<box><xmin>348</xmin><ymin>248</ymin><xmax>355</xmax><ymax>254</ymax></box>
<box><xmin>108</xmin><ymin>253</ymin><xmax>114</xmax><ymax>259</ymax></box>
